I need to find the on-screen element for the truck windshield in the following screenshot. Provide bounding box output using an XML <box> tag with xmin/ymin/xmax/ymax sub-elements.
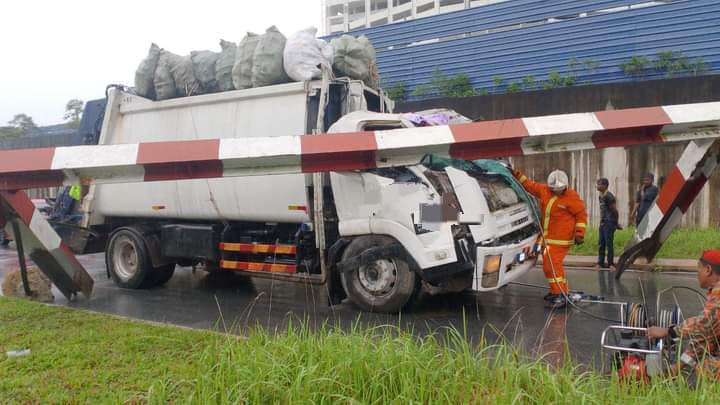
<box><xmin>420</xmin><ymin>154</ymin><xmax>486</xmax><ymax>173</ymax></box>
<box><xmin>419</xmin><ymin>154</ymin><xmax>540</xmax><ymax>216</ymax></box>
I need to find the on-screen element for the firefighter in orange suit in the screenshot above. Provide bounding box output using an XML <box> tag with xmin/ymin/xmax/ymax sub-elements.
<box><xmin>513</xmin><ymin>168</ymin><xmax>588</xmax><ymax>306</ymax></box>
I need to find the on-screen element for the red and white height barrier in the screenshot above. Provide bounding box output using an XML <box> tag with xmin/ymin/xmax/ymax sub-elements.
<box><xmin>0</xmin><ymin>190</ymin><xmax>94</xmax><ymax>299</ymax></box>
<box><xmin>617</xmin><ymin>138</ymin><xmax>719</xmax><ymax>277</ymax></box>
<box><xmin>0</xmin><ymin>102</ymin><xmax>718</xmax><ymax>191</ymax></box>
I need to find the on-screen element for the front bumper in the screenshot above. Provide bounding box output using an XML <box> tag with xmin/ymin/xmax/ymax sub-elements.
<box><xmin>472</xmin><ymin>234</ymin><xmax>540</xmax><ymax>291</ymax></box>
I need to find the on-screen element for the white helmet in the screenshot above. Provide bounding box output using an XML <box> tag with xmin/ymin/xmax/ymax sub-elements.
<box><xmin>547</xmin><ymin>170</ymin><xmax>569</xmax><ymax>191</ymax></box>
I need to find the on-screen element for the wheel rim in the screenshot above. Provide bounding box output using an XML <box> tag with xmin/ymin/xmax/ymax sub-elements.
<box><xmin>113</xmin><ymin>235</ymin><xmax>139</xmax><ymax>281</ymax></box>
<box><xmin>358</xmin><ymin>258</ymin><xmax>398</xmax><ymax>296</ymax></box>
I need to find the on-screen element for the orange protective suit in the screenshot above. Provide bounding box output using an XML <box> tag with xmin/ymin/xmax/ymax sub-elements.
<box><xmin>513</xmin><ymin>170</ymin><xmax>588</xmax><ymax>294</ymax></box>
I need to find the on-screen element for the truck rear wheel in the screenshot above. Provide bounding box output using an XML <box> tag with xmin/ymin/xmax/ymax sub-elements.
<box><xmin>106</xmin><ymin>227</ymin><xmax>175</xmax><ymax>289</ymax></box>
<box><xmin>339</xmin><ymin>235</ymin><xmax>418</xmax><ymax>313</ymax></box>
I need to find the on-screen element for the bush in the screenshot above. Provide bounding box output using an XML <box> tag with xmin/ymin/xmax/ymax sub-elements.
<box><xmin>0</xmin><ymin>126</ymin><xmax>23</xmax><ymax>140</ymax></box>
<box><xmin>409</xmin><ymin>68</ymin><xmax>477</xmax><ymax>99</ymax></box>
<box><xmin>506</xmin><ymin>82</ymin><xmax>522</xmax><ymax>93</ymax></box>
<box><xmin>620</xmin><ymin>56</ymin><xmax>651</xmax><ymax>77</ymax></box>
<box><xmin>385</xmin><ymin>81</ymin><xmax>408</xmax><ymax>103</ymax></box>
<box><xmin>620</xmin><ymin>51</ymin><xmax>709</xmax><ymax>78</ymax></box>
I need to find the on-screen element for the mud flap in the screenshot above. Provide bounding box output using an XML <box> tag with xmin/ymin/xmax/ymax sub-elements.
<box><xmin>616</xmin><ymin>140</ymin><xmax>719</xmax><ymax>279</ymax></box>
<box><xmin>326</xmin><ymin>239</ymin><xmax>350</xmax><ymax>306</ymax></box>
<box><xmin>0</xmin><ymin>190</ymin><xmax>93</xmax><ymax>299</ymax></box>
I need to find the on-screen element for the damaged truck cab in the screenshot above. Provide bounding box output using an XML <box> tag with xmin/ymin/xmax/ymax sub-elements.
<box><xmin>328</xmin><ymin>112</ymin><xmax>541</xmax><ymax>311</ymax></box>
<box><xmin>78</xmin><ymin>79</ymin><xmax>540</xmax><ymax>313</ymax></box>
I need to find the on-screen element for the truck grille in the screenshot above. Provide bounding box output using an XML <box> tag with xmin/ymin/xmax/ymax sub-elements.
<box><xmin>496</xmin><ymin>223</ymin><xmax>539</xmax><ymax>246</ymax></box>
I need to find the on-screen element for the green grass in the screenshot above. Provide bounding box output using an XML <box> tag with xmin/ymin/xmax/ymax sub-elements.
<box><xmin>2</xmin><ymin>297</ymin><xmax>720</xmax><ymax>403</ymax></box>
<box><xmin>571</xmin><ymin>227</ymin><xmax>720</xmax><ymax>259</ymax></box>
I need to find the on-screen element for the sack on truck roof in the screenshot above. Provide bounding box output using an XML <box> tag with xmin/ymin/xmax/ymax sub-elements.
<box><xmin>283</xmin><ymin>27</ymin><xmax>334</xmax><ymax>82</ymax></box>
<box><xmin>135</xmin><ymin>43</ymin><xmax>161</xmax><ymax>99</ymax></box>
<box><xmin>216</xmin><ymin>39</ymin><xmax>237</xmax><ymax>92</ymax></box>
<box><xmin>154</xmin><ymin>51</ymin><xmax>177</xmax><ymax>100</ymax></box>
<box><xmin>132</xmin><ymin>26</ymin><xmax>380</xmax><ymax>100</ymax></box>
<box><xmin>252</xmin><ymin>26</ymin><xmax>291</xmax><ymax>88</ymax></box>
<box><xmin>331</xmin><ymin>35</ymin><xmax>379</xmax><ymax>89</ymax></box>
<box><xmin>165</xmin><ymin>51</ymin><xmax>203</xmax><ymax>97</ymax></box>
<box><xmin>191</xmin><ymin>50</ymin><xmax>220</xmax><ymax>94</ymax></box>
<box><xmin>232</xmin><ymin>33</ymin><xmax>260</xmax><ymax>90</ymax></box>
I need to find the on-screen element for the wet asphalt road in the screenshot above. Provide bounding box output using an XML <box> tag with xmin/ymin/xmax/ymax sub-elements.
<box><xmin>0</xmin><ymin>245</ymin><xmax>704</xmax><ymax>368</ymax></box>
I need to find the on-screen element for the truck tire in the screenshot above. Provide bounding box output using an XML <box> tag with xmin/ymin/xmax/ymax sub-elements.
<box><xmin>339</xmin><ymin>235</ymin><xmax>418</xmax><ymax>313</ymax></box>
<box><xmin>106</xmin><ymin>227</ymin><xmax>174</xmax><ymax>289</ymax></box>
<box><xmin>149</xmin><ymin>264</ymin><xmax>176</xmax><ymax>287</ymax></box>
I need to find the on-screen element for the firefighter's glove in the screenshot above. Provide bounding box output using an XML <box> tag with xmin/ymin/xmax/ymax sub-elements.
<box><xmin>574</xmin><ymin>236</ymin><xmax>585</xmax><ymax>245</ymax></box>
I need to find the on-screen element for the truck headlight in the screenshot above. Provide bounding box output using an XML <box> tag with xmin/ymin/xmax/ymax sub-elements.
<box><xmin>483</xmin><ymin>255</ymin><xmax>502</xmax><ymax>274</ymax></box>
<box><xmin>481</xmin><ymin>256</ymin><xmax>501</xmax><ymax>288</ymax></box>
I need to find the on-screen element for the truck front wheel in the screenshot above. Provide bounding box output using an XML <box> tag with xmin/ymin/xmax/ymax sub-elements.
<box><xmin>339</xmin><ymin>236</ymin><xmax>417</xmax><ymax>313</ymax></box>
<box><xmin>106</xmin><ymin>228</ymin><xmax>175</xmax><ymax>289</ymax></box>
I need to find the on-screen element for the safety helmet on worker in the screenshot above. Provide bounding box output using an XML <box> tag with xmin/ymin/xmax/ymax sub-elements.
<box><xmin>547</xmin><ymin>170</ymin><xmax>569</xmax><ymax>191</ymax></box>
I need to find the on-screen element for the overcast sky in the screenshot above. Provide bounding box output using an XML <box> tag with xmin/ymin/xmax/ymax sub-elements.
<box><xmin>0</xmin><ymin>0</ymin><xmax>322</xmax><ymax>126</ymax></box>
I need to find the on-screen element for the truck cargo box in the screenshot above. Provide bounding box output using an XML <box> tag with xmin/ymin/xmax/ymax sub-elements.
<box><xmin>86</xmin><ymin>80</ymin><xmax>386</xmax><ymax>225</ymax></box>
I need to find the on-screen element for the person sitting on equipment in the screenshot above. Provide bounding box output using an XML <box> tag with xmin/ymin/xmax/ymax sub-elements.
<box><xmin>648</xmin><ymin>249</ymin><xmax>720</xmax><ymax>380</ymax></box>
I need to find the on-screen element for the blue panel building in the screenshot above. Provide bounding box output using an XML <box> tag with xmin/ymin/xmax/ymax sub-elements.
<box><xmin>326</xmin><ymin>0</ymin><xmax>720</xmax><ymax>100</ymax></box>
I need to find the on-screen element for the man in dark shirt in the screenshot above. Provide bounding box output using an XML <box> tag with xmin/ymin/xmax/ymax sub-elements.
<box><xmin>596</xmin><ymin>178</ymin><xmax>619</xmax><ymax>268</ymax></box>
<box><xmin>633</xmin><ymin>173</ymin><xmax>659</xmax><ymax>226</ymax></box>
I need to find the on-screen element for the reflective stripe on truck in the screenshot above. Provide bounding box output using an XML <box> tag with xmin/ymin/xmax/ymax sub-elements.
<box><xmin>220</xmin><ymin>260</ymin><xmax>297</xmax><ymax>274</ymax></box>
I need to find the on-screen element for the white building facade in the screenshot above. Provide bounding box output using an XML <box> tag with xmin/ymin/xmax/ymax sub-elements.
<box><xmin>323</xmin><ymin>0</ymin><xmax>509</xmax><ymax>34</ymax></box>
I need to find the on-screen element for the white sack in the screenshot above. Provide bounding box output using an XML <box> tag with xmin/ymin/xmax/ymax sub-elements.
<box><xmin>283</xmin><ymin>27</ymin><xmax>333</xmax><ymax>82</ymax></box>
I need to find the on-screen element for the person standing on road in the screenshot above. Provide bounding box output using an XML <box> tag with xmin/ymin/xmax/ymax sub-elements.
<box><xmin>596</xmin><ymin>178</ymin><xmax>620</xmax><ymax>269</ymax></box>
<box><xmin>512</xmin><ymin>168</ymin><xmax>588</xmax><ymax>306</ymax></box>
<box><xmin>648</xmin><ymin>249</ymin><xmax>720</xmax><ymax>381</ymax></box>
<box><xmin>632</xmin><ymin>173</ymin><xmax>659</xmax><ymax>226</ymax></box>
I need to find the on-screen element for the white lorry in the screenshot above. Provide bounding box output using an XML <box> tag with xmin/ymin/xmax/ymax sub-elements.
<box><xmin>76</xmin><ymin>78</ymin><xmax>541</xmax><ymax>312</ymax></box>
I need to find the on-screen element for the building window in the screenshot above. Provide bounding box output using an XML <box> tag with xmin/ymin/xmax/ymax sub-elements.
<box><xmin>348</xmin><ymin>0</ymin><xmax>366</xmax><ymax>16</ymax></box>
<box><xmin>393</xmin><ymin>0</ymin><xmax>412</xmax><ymax>6</ymax></box>
<box><xmin>327</xmin><ymin>4</ymin><xmax>345</xmax><ymax>17</ymax></box>
<box><xmin>393</xmin><ymin>9</ymin><xmax>412</xmax><ymax>20</ymax></box>
<box><xmin>440</xmin><ymin>0</ymin><xmax>465</xmax><ymax>6</ymax></box>
<box><xmin>371</xmin><ymin>0</ymin><xmax>389</xmax><ymax>12</ymax></box>
<box><xmin>371</xmin><ymin>17</ymin><xmax>388</xmax><ymax>27</ymax></box>
<box><xmin>417</xmin><ymin>2</ymin><xmax>436</xmax><ymax>14</ymax></box>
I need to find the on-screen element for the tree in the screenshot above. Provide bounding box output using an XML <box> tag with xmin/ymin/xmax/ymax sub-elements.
<box><xmin>0</xmin><ymin>126</ymin><xmax>22</xmax><ymax>140</ymax></box>
<box><xmin>8</xmin><ymin>114</ymin><xmax>37</xmax><ymax>130</ymax></box>
<box><xmin>64</xmin><ymin>99</ymin><xmax>84</xmax><ymax>128</ymax></box>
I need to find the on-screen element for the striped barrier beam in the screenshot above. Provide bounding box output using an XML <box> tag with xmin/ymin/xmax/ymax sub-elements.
<box><xmin>0</xmin><ymin>190</ymin><xmax>94</xmax><ymax>299</ymax></box>
<box><xmin>616</xmin><ymin>139</ymin><xmax>719</xmax><ymax>279</ymax></box>
<box><xmin>0</xmin><ymin>102</ymin><xmax>718</xmax><ymax>191</ymax></box>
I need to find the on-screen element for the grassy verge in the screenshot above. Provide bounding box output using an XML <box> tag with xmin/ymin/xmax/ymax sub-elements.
<box><xmin>2</xmin><ymin>298</ymin><xmax>720</xmax><ymax>403</ymax></box>
<box><xmin>571</xmin><ymin>227</ymin><xmax>720</xmax><ymax>259</ymax></box>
